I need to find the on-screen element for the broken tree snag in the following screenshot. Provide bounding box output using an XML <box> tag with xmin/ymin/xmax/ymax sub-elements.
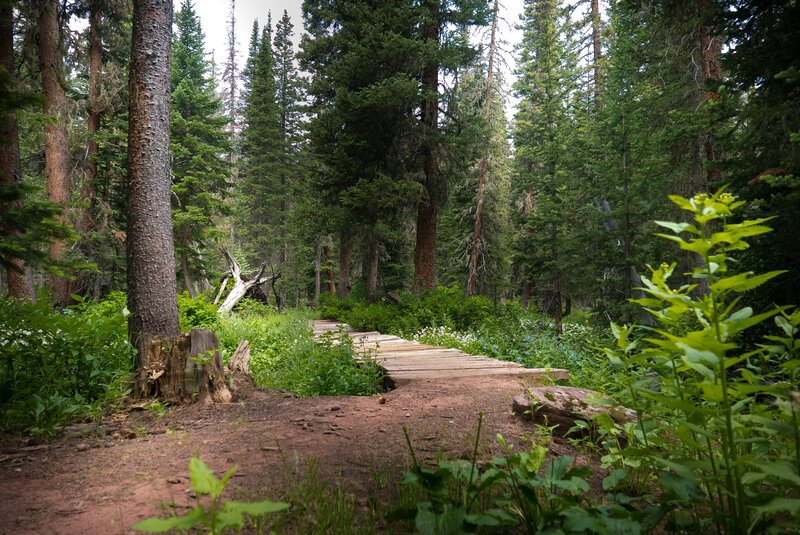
<box><xmin>217</xmin><ymin>248</ymin><xmax>281</xmax><ymax>314</ymax></box>
<box><xmin>228</xmin><ymin>340</ymin><xmax>251</xmax><ymax>375</ymax></box>
<box><xmin>136</xmin><ymin>327</ymin><xmax>232</xmax><ymax>404</ymax></box>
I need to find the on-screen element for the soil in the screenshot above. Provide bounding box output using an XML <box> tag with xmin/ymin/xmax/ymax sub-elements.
<box><xmin>0</xmin><ymin>375</ymin><xmax>601</xmax><ymax>534</ymax></box>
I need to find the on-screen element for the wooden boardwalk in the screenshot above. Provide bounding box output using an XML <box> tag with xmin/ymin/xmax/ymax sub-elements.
<box><xmin>312</xmin><ymin>320</ymin><xmax>569</xmax><ymax>382</ymax></box>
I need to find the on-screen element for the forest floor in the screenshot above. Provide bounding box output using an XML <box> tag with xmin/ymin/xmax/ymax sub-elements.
<box><xmin>0</xmin><ymin>373</ymin><xmax>601</xmax><ymax>534</ymax></box>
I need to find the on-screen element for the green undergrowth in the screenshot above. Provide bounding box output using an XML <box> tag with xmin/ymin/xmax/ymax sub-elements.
<box><xmin>215</xmin><ymin>306</ymin><xmax>385</xmax><ymax>397</ymax></box>
<box><xmin>0</xmin><ymin>291</ymin><xmax>384</xmax><ymax>436</ymax></box>
<box><xmin>0</xmin><ymin>292</ymin><xmax>134</xmax><ymax>435</ymax></box>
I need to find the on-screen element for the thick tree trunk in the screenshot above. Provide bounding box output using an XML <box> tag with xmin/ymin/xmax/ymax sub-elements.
<box><xmin>136</xmin><ymin>328</ymin><xmax>231</xmax><ymax>403</ymax></box>
<box><xmin>366</xmin><ymin>233</ymin><xmax>379</xmax><ymax>303</ymax></box>
<box><xmin>127</xmin><ymin>0</ymin><xmax>181</xmax><ymax>360</ymax></box>
<box><xmin>337</xmin><ymin>229</ymin><xmax>351</xmax><ymax>298</ymax></box>
<box><xmin>40</xmin><ymin>0</ymin><xmax>71</xmax><ymax>304</ymax></box>
<box><xmin>0</xmin><ymin>4</ymin><xmax>34</xmax><ymax>301</ymax></box>
<box><xmin>413</xmin><ymin>1</ymin><xmax>439</xmax><ymax>294</ymax></box>
<box><xmin>466</xmin><ymin>0</ymin><xmax>498</xmax><ymax>298</ymax></box>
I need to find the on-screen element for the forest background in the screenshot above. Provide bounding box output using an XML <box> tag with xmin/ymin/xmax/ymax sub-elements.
<box><xmin>1</xmin><ymin>0</ymin><xmax>797</xmax><ymax>326</ymax></box>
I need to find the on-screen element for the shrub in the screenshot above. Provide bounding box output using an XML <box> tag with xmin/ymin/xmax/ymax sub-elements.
<box><xmin>0</xmin><ymin>294</ymin><xmax>134</xmax><ymax>434</ymax></box>
<box><xmin>178</xmin><ymin>291</ymin><xmax>220</xmax><ymax>331</ymax></box>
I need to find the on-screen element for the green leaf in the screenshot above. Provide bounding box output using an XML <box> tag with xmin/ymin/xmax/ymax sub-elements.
<box><xmin>224</xmin><ymin>499</ymin><xmax>290</xmax><ymax>516</ymax></box>
<box><xmin>132</xmin><ymin>506</ymin><xmax>205</xmax><ymax>532</ymax></box>
<box><xmin>748</xmin><ymin>460</ymin><xmax>800</xmax><ymax>486</ymax></box>
<box><xmin>658</xmin><ymin>471</ymin><xmax>702</xmax><ymax>502</ymax></box>
<box><xmin>603</xmin><ymin>468</ymin><xmax>628</xmax><ymax>491</ymax></box>
<box><xmin>654</xmin><ymin>221</ymin><xmax>698</xmax><ymax>234</ymax></box>
<box><xmin>189</xmin><ymin>457</ymin><xmax>224</xmax><ymax>497</ymax></box>
<box><xmin>751</xmin><ymin>497</ymin><xmax>800</xmax><ymax>517</ymax></box>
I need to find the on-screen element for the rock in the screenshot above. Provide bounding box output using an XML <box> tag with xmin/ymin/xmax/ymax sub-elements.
<box><xmin>512</xmin><ymin>386</ymin><xmax>636</xmax><ymax>437</ymax></box>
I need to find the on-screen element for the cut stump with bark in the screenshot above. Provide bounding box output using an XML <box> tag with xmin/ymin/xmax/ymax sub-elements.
<box><xmin>136</xmin><ymin>327</ymin><xmax>232</xmax><ymax>404</ymax></box>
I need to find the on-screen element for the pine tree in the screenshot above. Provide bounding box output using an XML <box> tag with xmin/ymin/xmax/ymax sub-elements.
<box><xmin>170</xmin><ymin>0</ymin><xmax>232</xmax><ymax>296</ymax></box>
<box><xmin>236</xmin><ymin>18</ymin><xmax>284</xmax><ymax>275</ymax></box>
<box><xmin>512</xmin><ymin>0</ymin><xmax>585</xmax><ymax>331</ymax></box>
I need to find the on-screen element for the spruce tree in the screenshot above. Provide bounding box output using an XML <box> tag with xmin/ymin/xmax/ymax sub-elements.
<box><xmin>170</xmin><ymin>0</ymin><xmax>231</xmax><ymax>296</ymax></box>
<box><xmin>512</xmin><ymin>0</ymin><xmax>585</xmax><ymax>331</ymax></box>
<box><xmin>236</xmin><ymin>18</ymin><xmax>283</xmax><ymax>275</ymax></box>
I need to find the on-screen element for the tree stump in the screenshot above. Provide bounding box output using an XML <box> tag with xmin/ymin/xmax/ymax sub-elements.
<box><xmin>136</xmin><ymin>328</ymin><xmax>232</xmax><ymax>404</ymax></box>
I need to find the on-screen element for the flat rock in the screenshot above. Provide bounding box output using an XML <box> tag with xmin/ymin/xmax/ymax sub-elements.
<box><xmin>512</xmin><ymin>386</ymin><xmax>636</xmax><ymax>436</ymax></box>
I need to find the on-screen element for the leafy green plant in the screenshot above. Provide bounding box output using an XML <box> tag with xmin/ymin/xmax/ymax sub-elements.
<box><xmin>598</xmin><ymin>190</ymin><xmax>800</xmax><ymax>533</ymax></box>
<box><xmin>178</xmin><ymin>291</ymin><xmax>220</xmax><ymax>332</ymax></box>
<box><xmin>133</xmin><ymin>457</ymin><xmax>288</xmax><ymax>534</ymax></box>
<box><xmin>392</xmin><ymin>414</ymin><xmax>653</xmax><ymax>534</ymax></box>
<box><xmin>0</xmin><ymin>293</ymin><xmax>134</xmax><ymax>433</ymax></box>
<box><xmin>267</xmin><ymin>327</ymin><xmax>386</xmax><ymax>397</ymax></box>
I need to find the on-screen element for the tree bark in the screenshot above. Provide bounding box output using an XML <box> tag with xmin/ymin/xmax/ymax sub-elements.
<box><xmin>323</xmin><ymin>240</ymin><xmax>335</xmax><ymax>296</ymax></box>
<box><xmin>466</xmin><ymin>0</ymin><xmax>498</xmax><ymax>298</ymax></box>
<box><xmin>413</xmin><ymin>0</ymin><xmax>439</xmax><ymax>294</ymax></box>
<box><xmin>39</xmin><ymin>0</ymin><xmax>71</xmax><ymax>304</ymax></box>
<box><xmin>314</xmin><ymin>234</ymin><xmax>322</xmax><ymax>304</ymax></box>
<box><xmin>366</xmin><ymin>232</ymin><xmax>379</xmax><ymax>303</ymax></box>
<box><xmin>699</xmin><ymin>0</ymin><xmax>722</xmax><ymax>183</ymax></box>
<box><xmin>127</xmin><ymin>0</ymin><xmax>181</xmax><ymax>360</ymax></box>
<box><xmin>337</xmin><ymin>229</ymin><xmax>351</xmax><ymax>298</ymax></box>
<box><xmin>0</xmin><ymin>3</ymin><xmax>34</xmax><ymax>300</ymax></box>
<box><xmin>79</xmin><ymin>2</ymin><xmax>101</xmax><ymax>233</ymax></box>
<box><xmin>136</xmin><ymin>328</ymin><xmax>231</xmax><ymax>403</ymax></box>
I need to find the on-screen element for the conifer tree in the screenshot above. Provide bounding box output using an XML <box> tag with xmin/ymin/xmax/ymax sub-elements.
<box><xmin>236</xmin><ymin>18</ymin><xmax>283</xmax><ymax>274</ymax></box>
<box><xmin>170</xmin><ymin>0</ymin><xmax>231</xmax><ymax>296</ymax></box>
<box><xmin>512</xmin><ymin>0</ymin><xmax>585</xmax><ymax>331</ymax></box>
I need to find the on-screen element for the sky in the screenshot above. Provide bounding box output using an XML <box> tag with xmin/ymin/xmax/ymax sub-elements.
<box><xmin>191</xmin><ymin>0</ymin><xmax>528</xmax><ymax>111</ymax></box>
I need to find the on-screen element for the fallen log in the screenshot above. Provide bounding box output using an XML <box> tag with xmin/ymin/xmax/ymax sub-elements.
<box><xmin>217</xmin><ymin>248</ymin><xmax>280</xmax><ymax>314</ymax></box>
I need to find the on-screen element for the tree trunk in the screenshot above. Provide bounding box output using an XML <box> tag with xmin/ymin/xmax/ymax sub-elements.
<box><xmin>180</xmin><ymin>251</ymin><xmax>196</xmax><ymax>297</ymax></box>
<box><xmin>337</xmin><ymin>229</ymin><xmax>351</xmax><ymax>298</ymax></box>
<box><xmin>551</xmin><ymin>221</ymin><xmax>562</xmax><ymax>334</ymax></box>
<box><xmin>413</xmin><ymin>0</ymin><xmax>439</xmax><ymax>294</ymax></box>
<box><xmin>366</xmin><ymin>232</ymin><xmax>379</xmax><ymax>303</ymax></box>
<box><xmin>79</xmin><ymin>2</ymin><xmax>101</xmax><ymax>233</ymax></box>
<box><xmin>39</xmin><ymin>0</ymin><xmax>71</xmax><ymax>304</ymax></box>
<box><xmin>0</xmin><ymin>3</ymin><xmax>34</xmax><ymax>301</ymax></box>
<box><xmin>314</xmin><ymin>235</ymin><xmax>322</xmax><ymax>305</ymax></box>
<box><xmin>591</xmin><ymin>0</ymin><xmax>602</xmax><ymax>106</ymax></box>
<box><xmin>323</xmin><ymin>240</ymin><xmax>335</xmax><ymax>296</ymax></box>
<box><xmin>136</xmin><ymin>327</ymin><xmax>231</xmax><ymax>403</ymax></box>
<box><xmin>466</xmin><ymin>0</ymin><xmax>498</xmax><ymax>298</ymax></box>
<box><xmin>127</xmin><ymin>0</ymin><xmax>181</xmax><ymax>361</ymax></box>
<box><xmin>699</xmin><ymin>0</ymin><xmax>722</xmax><ymax>184</ymax></box>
